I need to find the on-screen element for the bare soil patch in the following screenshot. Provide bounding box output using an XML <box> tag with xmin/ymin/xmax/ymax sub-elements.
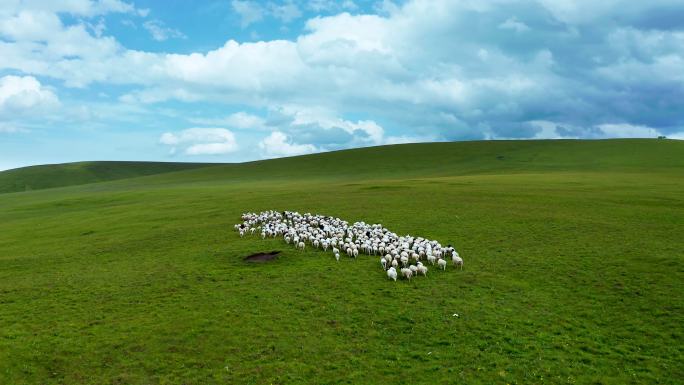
<box><xmin>244</xmin><ymin>251</ymin><xmax>281</xmax><ymax>262</ymax></box>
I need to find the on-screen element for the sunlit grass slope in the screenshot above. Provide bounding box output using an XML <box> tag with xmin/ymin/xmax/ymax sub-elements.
<box><xmin>0</xmin><ymin>161</ymin><xmax>216</xmax><ymax>194</ymax></box>
<box><xmin>0</xmin><ymin>139</ymin><xmax>682</xmax><ymax>384</ymax></box>
<box><xmin>92</xmin><ymin>138</ymin><xmax>684</xmax><ymax>186</ymax></box>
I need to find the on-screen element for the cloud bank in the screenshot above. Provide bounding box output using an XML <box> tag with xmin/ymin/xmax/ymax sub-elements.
<box><xmin>160</xmin><ymin>128</ymin><xmax>238</xmax><ymax>155</ymax></box>
<box><xmin>0</xmin><ymin>0</ymin><xmax>682</xmax><ymax>166</ymax></box>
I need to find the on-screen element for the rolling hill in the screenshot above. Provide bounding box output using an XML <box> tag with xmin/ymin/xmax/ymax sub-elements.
<box><xmin>0</xmin><ymin>161</ymin><xmax>217</xmax><ymax>194</ymax></box>
<box><xmin>1</xmin><ymin>139</ymin><xmax>682</xmax><ymax>194</ymax></box>
<box><xmin>0</xmin><ymin>139</ymin><xmax>682</xmax><ymax>384</ymax></box>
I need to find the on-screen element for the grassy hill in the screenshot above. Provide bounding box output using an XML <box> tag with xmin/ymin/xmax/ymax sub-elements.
<box><xmin>2</xmin><ymin>139</ymin><xmax>682</xmax><ymax>194</ymax></box>
<box><xmin>0</xmin><ymin>161</ymin><xmax>217</xmax><ymax>194</ymax></box>
<box><xmin>0</xmin><ymin>139</ymin><xmax>682</xmax><ymax>384</ymax></box>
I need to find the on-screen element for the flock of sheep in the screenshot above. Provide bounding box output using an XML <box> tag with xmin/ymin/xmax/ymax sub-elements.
<box><xmin>235</xmin><ymin>210</ymin><xmax>464</xmax><ymax>281</ymax></box>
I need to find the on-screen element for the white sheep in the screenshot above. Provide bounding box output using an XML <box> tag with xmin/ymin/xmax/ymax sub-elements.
<box><xmin>409</xmin><ymin>265</ymin><xmax>418</xmax><ymax>277</ymax></box>
<box><xmin>452</xmin><ymin>251</ymin><xmax>463</xmax><ymax>270</ymax></box>
<box><xmin>401</xmin><ymin>267</ymin><xmax>413</xmax><ymax>281</ymax></box>
<box><xmin>387</xmin><ymin>267</ymin><xmax>397</xmax><ymax>281</ymax></box>
<box><xmin>417</xmin><ymin>264</ymin><xmax>428</xmax><ymax>276</ymax></box>
<box><xmin>236</xmin><ymin>210</ymin><xmax>461</xmax><ymax>282</ymax></box>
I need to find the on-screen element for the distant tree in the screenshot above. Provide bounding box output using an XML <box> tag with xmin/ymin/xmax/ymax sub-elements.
<box><xmin>657</xmin><ymin>135</ymin><xmax>667</xmax><ymax>139</ymax></box>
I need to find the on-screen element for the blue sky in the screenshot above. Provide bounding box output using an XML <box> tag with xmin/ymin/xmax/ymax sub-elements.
<box><xmin>1</xmin><ymin>0</ymin><xmax>683</xmax><ymax>170</ymax></box>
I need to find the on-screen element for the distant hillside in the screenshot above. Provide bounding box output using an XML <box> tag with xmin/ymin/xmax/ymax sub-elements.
<box><xmin>205</xmin><ymin>138</ymin><xmax>684</xmax><ymax>180</ymax></box>
<box><xmin>104</xmin><ymin>138</ymin><xmax>684</xmax><ymax>188</ymax></box>
<box><xmin>0</xmin><ymin>161</ymin><xmax>217</xmax><ymax>194</ymax></box>
<box><xmin>0</xmin><ymin>139</ymin><xmax>682</xmax><ymax>194</ymax></box>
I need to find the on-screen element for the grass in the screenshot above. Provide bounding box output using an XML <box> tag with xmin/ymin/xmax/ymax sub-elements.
<box><xmin>0</xmin><ymin>161</ymin><xmax>216</xmax><ymax>194</ymax></box>
<box><xmin>0</xmin><ymin>139</ymin><xmax>682</xmax><ymax>384</ymax></box>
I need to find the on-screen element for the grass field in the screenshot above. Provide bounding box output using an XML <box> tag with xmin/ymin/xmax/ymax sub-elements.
<box><xmin>0</xmin><ymin>161</ymin><xmax>215</xmax><ymax>194</ymax></box>
<box><xmin>0</xmin><ymin>139</ymin><xmax>682</xmax><ymax>384</ymax></box>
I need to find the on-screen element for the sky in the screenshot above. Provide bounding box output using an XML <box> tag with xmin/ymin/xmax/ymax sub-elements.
<box><xmin>1</xmin><ymin>0</ymin><xmax>683</xmax><ymax>170</ymax></box>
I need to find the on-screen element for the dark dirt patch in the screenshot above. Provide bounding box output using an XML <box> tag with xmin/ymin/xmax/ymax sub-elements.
<box><xmin>360</xmin><ymin>185</ymin><xmax>409</xmax><ymax>190</ymax></box>
<box><xmin>244</xmin><ymin>251</ymin><xmax>281</xmax><ymax>262</ymax></box>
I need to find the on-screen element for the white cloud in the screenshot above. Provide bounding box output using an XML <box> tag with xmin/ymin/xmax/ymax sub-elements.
<box><xmin>143</xmin><ymin>19</ymin><xmax>186</xmax><ymax>41</ymax></box>
<box><xmin>342</xmin><ymin>1</ymin><xmax>358</xmax><ymax>11</ymax></box>
<box><xmin>0</xmin><ymin>122</ymin><xmax>28</xmax><ymax>133</ymax></box>
<box><xmin>374</xmin><ymin>0</ymin><xmax>401</xmax><ymax>15</ymax></box>
<box><xmin>525</xmin><ymin>121</ymin><xmax>669</xmax><ymax>139</ymax></box>
<box><xmin>0</xmin><ymin>1</ymin><xmax>573</xmax><ymax>110</ymax></box>
<box><xmin>258</xmin><ymin>131</ymin><xmax>317</xmax><ymax>157</ymax></box>
<box><xmin>0</xmin><ymin>75</ymin><xmax>58</xmax><ymax>137</ymax></box>
<box><xmin>231</xmin><ymin>0</ymin><xmax>264</xmax><ymax>28</ymax></box>
<box><xmin>137</xmin><ymin>8</ymin><xmax>150</xmax><ymax>17</ymax></box>
<box><xmin>81</xmin><ymin>0</ymin><xmax>139</xmax><ymax>16</ymax></box>
<box><xmin>0</xmin><ymin>10</ymin><xmax>63</xmax><ymax>41</ymax></box>
<box><xmin>186</xmin><ymin>141</ymin><xmax>236</xmax><ymax>155</ymax></box>
<box><xmin>308</xmin><ymin>0</ymin><xmax>335</xmax><ymax>12</ymax></box>
<box><xmin>87</xmin><ymin>17</ymin><xmax>106</xmax><ymax>37</ymax></box>
<box><xmin>528</xmin><ymin>120</ymin><xmax>567</xmax><ymax>139</ymax></box>
<box><xmin>225</xmin><ymin>111</ymin><xmax>267</xmax><ymax>129</ymax></box>
<box><xmin>498</xmin><ymin>17</ymin><xmax>530</xmax><ymax>32</ymax></box>
<box><xmin>597</xmin><ymin>123</ymin><xmax>659</xmax><ymax>138</ymax></box>
<box><xmin>159</xmin><ymin>128</ymin><xmax>238</xmax><ymax>155</ymax></box>
<box><xmin>308</xmin><ymin>0</ymin><xmax>357</xmax><ymax>12</ymax></box>
<box><xmin>299</xmin><ymin>13</ymin><xmax>393</xmax><ymax>60</ymax></box>
<box><xmin>194</xmin><ymin>108</ymin><xmax>391</xmax><ymax>152</ymax></box>
<box><xmin>230</xmin><ymin>1</ymin><xmax>304</xmax><ymax>28</ymax></box>
<box><xmin>0</xmin><ymin>75</ymin><xmax>58</xmax><ymax>114</ymax></box>
<box><xmin>161</xmin><ymin>39</ymin><xmax>304</xmax><ymax>92</ymax></box>
<box><xmin>281</xmin><ymin>106</ymin><xmax>385</xmax><ymax>145</ymax></box>
<box><xmin>269</xmin><ymin>1</ymin><xmax>301</xmax><ymax>23</ymax></box>
<box><xmin>384</xmin><ymin>134</ymin><xmax>437</xmax><ymax>145</ymax></box>
<box><xmin>535</xmin><ymin>0</ymin><xmax>621</xmax><ymax>24</ymax></box>
<box><xmin>0</xmin><ymin>0</ymin><xmax>141</xmax><ymax>18</ymax></box>
<box><xmin>2</xmin><ymin>0</ymin><xmax>684</xmax><ymax>151</ymax></box>
<box><xmin>188</xmin><ymin>111</ymin><xmax>266</xmax><ymax>130</ymax></box>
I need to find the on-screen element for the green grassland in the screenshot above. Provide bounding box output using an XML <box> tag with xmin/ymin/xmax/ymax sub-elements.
<box><xmin>0</xmin><ymin>161</ymin><xmax>215</xmax><ymax>194</ymax></box>
<box><xmin>0</xmin><ymin>139</ymin><xmax>682</xmax><ymax>384</ymax></box>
